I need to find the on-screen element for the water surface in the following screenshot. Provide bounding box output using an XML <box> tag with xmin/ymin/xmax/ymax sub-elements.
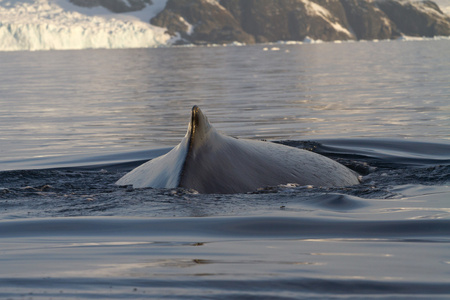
<box><xmin>1</xmin><ymin>40</ymin><xmax>449</xmax><ymax>167</ymax></box>
<box><xmin>0</xmin><ymin>40</ymin><xmax>449</xmax><ymax>299</ymax></box>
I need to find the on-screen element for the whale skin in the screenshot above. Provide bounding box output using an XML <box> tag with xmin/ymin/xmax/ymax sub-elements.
<box><xmin>116</xmin><ymin>106</ymin><xmax>360</xmax><ymax>193</ymax></box>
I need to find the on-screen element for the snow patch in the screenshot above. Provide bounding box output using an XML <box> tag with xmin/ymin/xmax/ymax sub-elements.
<box><xmin>204</xmin><ymin>0</ymin><xmax>226</xmax><ymax>11</ymax></box>
<box><xmin>301</xmin><ymin>0</ymin><xmax>353</xmax><ymax>38</ymax></box>
<box><xmin>433</xmin><ymin>0</ymin><xmax>450</xmax><ymax>14</ymax></box>
<box><xmin>330</xmin><ymin>21</ymin><xmax>352</xmax><ymax>36</ymax></box>
<box><xmin>0</xmin><ymin>0</ymin><xmax>172</xmax><ymax>51</ymax></box>
<box><xmin>392</xmin><ymin>0</ymin><xmax>450</xmax><ymax>16</ymax></box>
<box><xmin>178</xmin><ymin>15</ymin><xmax>194</xmax><ymax>35</ymax></box>
<box><xmin>412</xmin><ymin>0</ymin><xmax>447</xmax><ymax>17</ymax></box>
<box><xmin>302</xmin><ymin>0</ymin><xmax>332</xmax><ymax>19</ymax></box>
<box><xmin>424</xmin><ymin>0</ymin><xmax>450</xmax><ymax>16</ymax></box>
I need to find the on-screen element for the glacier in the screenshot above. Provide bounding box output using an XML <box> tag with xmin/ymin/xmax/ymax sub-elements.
<box><xmin>0</xmin><ymin>0</ymin><xmax>173</xmax><ymax>51</ymax></box>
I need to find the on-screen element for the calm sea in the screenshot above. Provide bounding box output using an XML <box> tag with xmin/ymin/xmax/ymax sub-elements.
<box><xmin>0</xmin><ymin>40</ymin><xmax>449</xmax><ymax>299</ymax></box>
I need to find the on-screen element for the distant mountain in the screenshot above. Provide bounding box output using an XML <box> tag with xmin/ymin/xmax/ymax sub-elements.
<box><xmin>148</xmin><ymin>0</ymin><xmax>450</xmax><ymax>44</ymax></box>
<box><xmin>0</xmin><ymin>0</ymin><xmax>449</xmax><ymax>51</ymax></box>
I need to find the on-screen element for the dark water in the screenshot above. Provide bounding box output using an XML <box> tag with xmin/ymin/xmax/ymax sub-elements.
<box><xmin>0</xmin><ymin>40</ymin><xmax>449</xmax><ymax>299</ymax></box>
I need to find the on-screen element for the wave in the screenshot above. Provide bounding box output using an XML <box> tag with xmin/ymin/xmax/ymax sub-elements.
<box><xmin>279</xmin><ymin>138</ymin><xmax>450</xmax><ymax>168</ymax></box>
<box><xmin>1</xmin><ymin>215</ymin><xmax>449</xmax><ymax>239</ymax></box>
<box><xmin>1</xmin><ymin>138</ymin><xmax>449</xmax><ymax>220</ymax></box>
<box><xmin>1</xmin><ymin>138</ymin><xmax>449</xmax><ymax>299</ymax></box>
<box><xmin>1</xmin><ymin>276</ymin><xmax>450</xmax><ymax>298</ymax></box>
<box><xmin>2</xmin><ymin>138</ymin><xmax>449</xmax><ymax>171</ymax></box>
<box><xmin>1</xmin><ymin>215</ymin><xmax>449</xmax><ymax>299</ymax></box>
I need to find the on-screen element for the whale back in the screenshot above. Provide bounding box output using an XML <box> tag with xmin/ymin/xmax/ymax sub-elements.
<box><xmin>116</xmin><ymin>106</ymin><xmax>360</xmax><ymax>193</ymax></box>
<box><xmin>114</xmin><ymin>139</ymin><xmax>188</xmax><ymax>188</ymax></box>
<box><xmin>115</xmin><ymin>106</ymin><xmax>210</xmax><ymax>189</ymax></box>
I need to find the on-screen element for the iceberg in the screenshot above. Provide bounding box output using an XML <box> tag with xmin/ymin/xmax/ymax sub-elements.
<box><xmin>0</xmin><ymin>0</ymin><xmax>173</xmax><ymax>51</ymax></box>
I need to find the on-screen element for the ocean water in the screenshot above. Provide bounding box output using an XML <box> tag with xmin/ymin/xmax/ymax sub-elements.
<box><xmin>0</xmin><ymin>40</ymin><xmax>449</xmax><ymax>299</ymax></box>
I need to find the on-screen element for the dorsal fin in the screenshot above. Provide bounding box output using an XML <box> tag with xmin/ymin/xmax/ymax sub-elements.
<box><xmin>187</xmin><ymin>105</ymin><xmax>212</xmax><ymax>150</ymax></box>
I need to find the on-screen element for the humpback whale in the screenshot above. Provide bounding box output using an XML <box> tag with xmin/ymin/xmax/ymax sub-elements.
<box><xmin>116</xmin><ymin>106</ymin><xmax>360</xmax><ymax>193</ymax></box>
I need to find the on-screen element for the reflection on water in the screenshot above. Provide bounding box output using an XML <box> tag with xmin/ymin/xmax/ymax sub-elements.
<box><xmin>0</xmin><ymin>40</ymin><xmax>449</xmax><ymax>166</ymax></box>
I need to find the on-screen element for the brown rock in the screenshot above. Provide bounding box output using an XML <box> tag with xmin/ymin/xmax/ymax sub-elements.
<box><xmin>151</xmin><ymin>0</ymin><xmax>255</xmax><ymax>44</ymax></box>
<box><xmin>70</xmin><ymin>0</ymin><xmax>450</xmax><ymax>44</ymax></box>
<box><xmin>222</xmin><ymin>0</ymin><xmax>354</xmax><ymax>42</ymax></box>
<box><xmin>376</xmin><ymin>0</ymin><xmax>450</xmax><ymax>37</ymax></box>
<box><xmin>340</xmin><ymin>0</ymin><xmax>401</xmax><ymax>40</ymax></box>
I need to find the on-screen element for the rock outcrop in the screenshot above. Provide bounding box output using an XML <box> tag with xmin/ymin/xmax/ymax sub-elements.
<box><xmin>341</xmin><ymin>0</ymin><xmax>402</xmax><ymax>40</ymax></box>
<box><xmin>150</xmin><ymin>0</ymin><xmax>255</xmax><ymax>44</ymax></box>
<box><xmin>376</xmin><ymin>0</ymin><xmax>450</xmax><ymax>37</ymax></box>
<box><xmin>219</xmin><ymin>0</ymin><xmax>353</xmax><ymax>42</ymax></box>
<box><xmin>71</xmin><ymin>0</ymin><xmax>450</xmax><ymax>44</ymax></box>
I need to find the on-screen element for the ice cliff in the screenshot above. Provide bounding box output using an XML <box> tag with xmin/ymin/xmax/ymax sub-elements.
<box><xmin>0</xmin><ymin>0</ymin><xmax>172</xmax><ymax>51</ymax></box>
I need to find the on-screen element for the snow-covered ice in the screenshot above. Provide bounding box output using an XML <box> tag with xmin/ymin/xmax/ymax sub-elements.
<box><xmin>0</xmin><ymin>0</ymin><xmax>172</xmax><ymax>51</ymax></box>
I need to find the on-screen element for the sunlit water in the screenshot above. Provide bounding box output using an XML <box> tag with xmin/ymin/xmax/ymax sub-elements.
<box><xmin>0</xmin><ymin>40</ymin><xmax>449</xmax><ymax>299</ymax></box>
